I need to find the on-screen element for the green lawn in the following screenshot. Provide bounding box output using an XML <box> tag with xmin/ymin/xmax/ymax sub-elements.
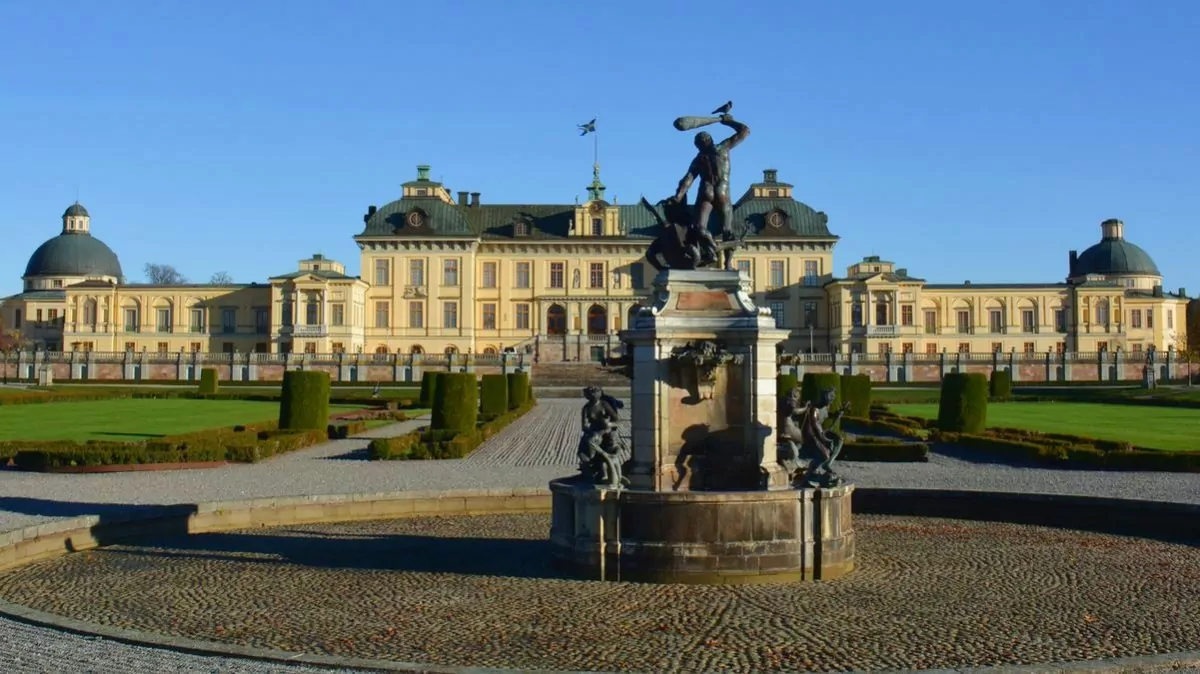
<box><xmin>48</xmin><ymin>384</ymin><xmax>421</xmax><ymax>400</ymax></box>
<box><xmin>0</xmin><ymin>399</ymin><xmax>367</xmax><ymax>442</ymax></box>
<box><xmin>890</xmin><ymin>402</ymin><xmax>1200</xmax><ymax>451</ymax></box>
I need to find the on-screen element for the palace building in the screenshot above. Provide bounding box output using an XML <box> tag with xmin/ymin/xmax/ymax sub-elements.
<box><xmin>0</xmin><ymin>165</ymin><xmax>1191</xmax><ymax>361</ymax></box>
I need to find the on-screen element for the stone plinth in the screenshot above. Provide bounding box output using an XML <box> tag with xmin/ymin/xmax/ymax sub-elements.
<box><xmin>621</xmin><ymin>269</ymin><xmax>792</xmax><ymax>491</ymax></box>
<box><xmin>550</xmin><ymin>479</ymin><xmax>855</xmax><ymax>584</ymax></box>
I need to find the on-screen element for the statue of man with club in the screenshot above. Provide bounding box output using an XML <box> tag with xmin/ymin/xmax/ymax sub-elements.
<box><xmin>669</xmin><ymin>101</ymin><xmax>751</xmax><ymax>251</ymax></box>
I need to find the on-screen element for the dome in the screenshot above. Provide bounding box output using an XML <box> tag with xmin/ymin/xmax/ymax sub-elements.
<box><xmin>63</xmin><ymin>202</ymin><xmax>89</xmax><ymax>218</ymax></box>
<box><xmin>1072</xmin><ymin>219</ymin><xmax>1160</xmax><ymax>277</ymax></box>
<box><xmin>24</xmin><ymin>233</ymin><xmax>123</xmax><ymax>279</ymax></box>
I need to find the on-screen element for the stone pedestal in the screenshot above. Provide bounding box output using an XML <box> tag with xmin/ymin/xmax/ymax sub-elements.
<box><xmin>550</xmin><ymin>479</ymin><xmax>854</xmax><ymax>583</ymax></box>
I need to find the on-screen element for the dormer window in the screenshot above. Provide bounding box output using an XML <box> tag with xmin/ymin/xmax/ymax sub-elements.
<box><xmin>591</xmin><ymin>218</ymin><xmax>603</xmax><ymax>236</ymax></box>
<box><xmin>415</xmin><ymin>188</ymin><xmax>428</xmax><ymax>196</ymax></box>
<box><xmin>514</xmin><ymin>220</ymin><xmax>530</xmax><ymax>237</ymax></box>
<box><xmin>768</xmin><ymin>189</ymin><xmax>779</xmax><ymax>197</ymax></box>
<box><xmin>766</xmin><ymin>210</ymin><xmax>786</xmax><ymax>229</ymax></box>
<box><xmin>406</xmin><ymin>209</ymin><xmax>425</xmax><ymax>228</ymax></box>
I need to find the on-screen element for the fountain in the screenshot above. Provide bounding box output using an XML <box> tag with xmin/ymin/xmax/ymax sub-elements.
<box><xmin>549</xmin><ymin>104</ymin><xmax>855</xmax><ymax>584</ymax></box>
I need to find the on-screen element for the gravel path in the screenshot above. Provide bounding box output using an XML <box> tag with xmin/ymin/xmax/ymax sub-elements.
<box><xmin>1</xmin><ymin>400</ymin><xmax>1199</xmax><ymax>673</ymax></box>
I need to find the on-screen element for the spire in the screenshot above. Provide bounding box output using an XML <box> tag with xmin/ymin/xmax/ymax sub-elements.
<box><xmin>586</xmin><ymin>163</ymin><xmax>606</xmax><ymax>202</ymax></box>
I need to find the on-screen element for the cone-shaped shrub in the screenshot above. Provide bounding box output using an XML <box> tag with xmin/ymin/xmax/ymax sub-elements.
<box><xmin>506</xmin><ymin>371</ymin><xmax>530</xmax><ymax>410</ymax></box>
<box><xmin>776</xmin><ymin>372</ymin><xmax>799</xmax><ymax>398</ymax></box>
<box><xmin>937</xmin><ymin>372</ymin><xmax>989</xmax><ymax>433</ymax></box>
<box><xmin>198</xmin><ymin>368</ymin><xmax>219</xmax><ymax>395</ymax></box>
<box><xmin>989</xmin><ymin>369</ymin><xmax>1013</xmax><ymax>400</ymax></box>
<box><xmin>841</xmin><ymin>374</ymin><xmax>873</xmax><ymax>418</ymax></box>
<box><xmin>480</xmin><ymin>374</ymin><xmax>509</xmax><ymax>419</ymax></box>
<box><xmin>432</xmin><ymin>372</ymin><xmax>478</xmax><ymax>433</ymax></box>
<box><xmin>278</xmin><ymin>370</ymin><xmax>331</xmax><ymax>431</ymax></box>
<box><xmin>419</xmin><ymin>372</ymin><xmax>443</xmax><ymax>408</ymax></box>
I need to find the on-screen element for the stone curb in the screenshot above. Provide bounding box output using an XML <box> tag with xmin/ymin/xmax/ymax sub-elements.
<box><xmin>0</xmin><ymin>487</ymin><xmax>1198</xmax><ymax>674</ymax></box>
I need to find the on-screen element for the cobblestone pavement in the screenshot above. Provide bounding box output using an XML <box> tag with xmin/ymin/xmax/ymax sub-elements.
<box><xmin>3</xmin><ymin>400</ymin><xmax>1200</xmax><ymax>673</ymax></box>
<box><xmin>1</xmin><ymin>513</ymin><xmax>1198</xmax><ymax>673</ymax></box>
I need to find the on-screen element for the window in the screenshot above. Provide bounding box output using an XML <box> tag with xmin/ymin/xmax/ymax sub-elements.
<box><xmin>956</xmin><ymin>310</ymin><xmax>971</xmax><ymax>334</ymax></box>
<box><xmin>36</xmin><ymin>309</ymin><xmax>43</xmax><ymax>322</ymax></box>
<box><xmin>875</xmin><ymin>302</ymin><xmax>889</xmax><ymax>326</ymax></box>
<box><xmin>82</xmin><ymin>301</ymin><xmax>96</xmax><ymax>326</ymax></box>
<box><xmin>443</xmin><ymin>259</ymin><xmax>459</xmax><ymax>286</ymax></box>
<box><xmin>443</xmin><ymin>301</ymin><xmax>459</xmax><ymax>329</ymax></box>
<box><xmin>515</xmin><ymin>262</ymin><xmax>531</xmax><ymax>288</ymax></box>
<box><xmin>1020</xmin><ymin>309</ymin><xmax>1035</xmax><ymax>332</ymax></box>
<box><xmin>15</xmin><ymin>308</ymin><xmax>22</xmax><ymax>328</ymax></box>
<box><xmin>925</xmin><ymin>342</ymin><xmax>938</xmax><ymax>354</ymax></box>
<box><xmin>988</xmin><ymin>309</ymin><xmax>1003</xmax><ymax>333</ymax></box>
<box><xmin>514</xmin><ymin>220</ymin><xmax>529</xmax><ymax>237</ymax></box>
<box><xmin>736</xmin><ymin>259</ymin><xmax>751</xmax><ymax>279</ymax></box>
<box><xmin>304</xmin><ymin>342</ymin><xmax>316</xmax><ymax>354</ymax></box>
<box><xmin>803</xmin><ymin>260</ymin><xmax>819</xmax><ymax>286</ymax></box>
<box><xmin>331</xmin><ymin>304</ymin><xmax>344</xmax><ymax>326</ymax></box>
<box><xmin>1131</xmin><ymin>309</ymin><xmax>1142</xmax><ymax>328</ymax></box>
<box><xmin>769</xmin><ymin>260</ymin><xmax>785</xmax><ymax>289</ymax></box>
<box><xmin>1056</xmin><ymin>342</ymin><xmax>1066</xmax><ymax>354</ymax></box>
<box><xmin>1097</xmin><ymin>341</ymin><xmax>1109</xmax><ymax>352</ymax></box>
<box><xmin>878</xmin><ymin>343</ymin><xmax>891</xmax><ymax>356</ymax></box>
<box><xmin>769</xmin><ymin>301</ymin><xmax>785</xmax><ymax>328</ymax></box>
<box><xmin>991</xmin><ymin>342</ymin><xmax>1003</xmax><ymax>352</ymax></box>
<box><xmin>902</xmin><ymin>342</ymin><xmax>914</xmax><ymax>354</ymax></box>
<box><xmin>482</xmin><ymin>303</ymin><xmax>496</xmax><ymax>330</ymax></box>
<box><xmin>157</xmin><ymin>342</ymin><xmax>168</xmax><ymax>354</ymax></box>
<box><xmin>1147</xmin><ymin>309</ymin><xmax>1154</xmax><ymax>328</ymax></box>
<box><xmin>924</xmin><ymin>310</ymin><xmax>937</xmax><ymax>334</ymax></box>
<box><xmin>281</xmin><ymin>301</ymin><xmax>293</xmax><ymax>326</ymax></box>
<box><xmin>190</xmin><ymin>308</ymin><xmax>204</xmax><ymax>332</ymax></box>
<box><xmin>589</xmin><ymin>262</ymin><xmax>604</xmax><ymax>288</ymax></box>
<box><xmin>255</xmin><ymin>309</ymin><xmax>269</xmax><ymax>333</ymax></box>
<box><xmin>549</xmin><ymin>262</ymin><xmax>565</xmax><ymax>288</ymax></box>
<box><xmin>958</xmin><ymin>342</ymin><xmax>970</xmax><ymax>354</ymax></box>
<box><xmin>52</xmin><ymin>279</ymin><xmax>63</xmax><ymax>288</ymax></box>
<box><xmin>515</xmin><ymin>303</ymin><xmax>530</xmax><ymax>330</ymax></box>
<box><xmin>1024</xmin><ymin>342</ymin><xmax>1035</xmax><ymax>354</ymax></box>
<box><xmin>1167</xmin><ymin>309</ymin><xmax>1174</xmax><ymax>329</ymax></box>
<box><xmin>375</xmin><ymin>301</ymin><xmax>389</xmax><ymax>328</ymax></box>
<box><xmin>374</xmin><ymin>259</ymin><xmax>390</xmax><ymax>286</ymax></box>
<box><xmin>631</xmin><ymin>263</ymin><xmax>645</xmax><ymax>289</ymax></box>
<box><xmin>803</xmin><ymin>301</ymin><xmax>818</xmax><ymax>328</ymax></box>
<box><xmin>408</xmin><ymin>302</ymin><xmax>424</xmax><ymax>328</ymax></box>
<box><xmin>1054</xmin><ymin>308</ymin><xmax>1067</xmax><ymax>333</ymax></box>
<box><xmin>124</xmin><ymin>341</ymin><xmax>136</xmax><ymax>351</ymax></box>
<box><xmin>851</xmin><ymin>303</ymin><xmax>863</xmax><ymax>327</ymax></box>
<box><xmin>331</xmin><ymin>342</ymin><xmax>345</xmax><ymax>354</ymax></box>
<box><xmin>481</xmin><ymin>261</ymin><xmax>497</xmax><ymax>288</ymax></box>
<box><xmin>124</xmin><ymin>308</ymin><xmax>139</xmax><ymax>332</ymax></box>
<box><xmin>305</xmin><ymin>300</ymin><xmax>319</xmax><ymax>325</ymax></box>
<box><xmin>157</xmin><ymin>308</ymin><xmax>172</xmax><ymax>332</ymax></box>
<box><xmin>1132</xmin><ymin>343</ymin><xmax>1143</xmax><ymax>353</ymax></box>
<box><xmin>590</xmin><ymin>217</ymin><xmax>603</xmax><ymax>236</ymax></box>
<box><xmin>1096</xmin><ymin>300</ymin><xmax>1110</xmax><ymax>327</ymax></box>
<box><xmin>254</xmin><ymin>342</ymin><xmax>267</xmax><ymax>353</ymax></box>
<box><xmin>901</xmin><ymin>305</ymin><xmax>914</xmax><ymax>326</ymax></box>
<box><xmin>409</xmin><ymin>259</ymin><xmax>425</xmax><ymax>286</ymax></box>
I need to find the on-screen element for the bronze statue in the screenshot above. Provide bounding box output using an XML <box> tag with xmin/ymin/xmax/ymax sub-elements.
<box><xmin>641</xmin><ymin>196</ymin><xmax>747</xmax><ymax>271</ymax></box>
<box><xmin>778</xmin><ymin>386</ymin><xmax>850</xmax><ymax>488</ymax></box>
<box><xmin>577</xmin><ymin>386</ymin><xmax>629</xmax><ymax>488</ymax></box>
<box><xmin>670</xmin><ymin>102</ymin><xmax>750</xmax><ymax>241</ymax></box>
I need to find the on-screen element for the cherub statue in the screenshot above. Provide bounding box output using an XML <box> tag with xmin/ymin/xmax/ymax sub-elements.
<box><xmin>577</xmin><ymin>386</ymin><xmax>630</xmax><ymax>488</ymax></box>
<box><xmin>796</xmin><ymin>386</ymin><xmax>851</xmax><ymax>488</ymax></box>
<box><xmin>776</xmin><ymin>386</ymin><xmax>809</xmax><ymax>479</ymax></box>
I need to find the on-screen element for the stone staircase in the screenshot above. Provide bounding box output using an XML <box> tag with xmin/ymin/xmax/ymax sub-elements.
<box><xmin>531</xmin><ymin>362</ymin><xmax>630</xmax><ymax>397</ymax></box>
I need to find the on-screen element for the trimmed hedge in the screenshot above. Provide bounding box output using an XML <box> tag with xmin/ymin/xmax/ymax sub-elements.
<box><xmin>198</xmin><ymin>368</ymin><xmax>219</xmax><ymax>395</ymax></box>
<box><xmin>840</xmin><ymin>440</ymin><xmax>929</xmax><ymax>462</ymax></box>
<box><xmin>327</xmin><ymin>420</ymin><xmax>368</xmax><ymax>439</ymax></box>
<box><xmin>419</xmin><ymin>372</ymin><xmax>443</xmax><ymax>408</ymax></box>
<box><xmin>841</xmin><ymin>374</ymin><xmax>872</xmax><ymax>418</ymax></box>
<box><xmin>934</xmin><ymin>430</ymin><xmax>1200</xmax><ymax>473</ymax></box>
<box><xmin>843</xmin><ymin>416</ymin><xmax>928</xmax><ymax>440</ymax></box>
<box><xmin>777</xmin><ymin>372</ymin><xmax>799</xmax><ymax>398</ymax></box>
<box><xmin>990</xmin><ymin>369</ymin><xmax>1013</xmax><ymax>400</ymax></box>
<box><xmin>432</xmin><ymin>372</ymin><xmax>478</xmax><ymax>433</ymax></box>
<box><xmin>937</xmin><ymin>372</ymin><xmax>989</xmax><ymax>433</ymax></box>
<box><xmin>278</xmin><ymin>371</ymin><xmax>332</xmax><ymax>431</ymax></box>
<box><xmin>480</xmin><ymin>374</ymin><xmax>509</xmax><ymax>419</ymax></box>
<box><xmin>368</xmin><ymin>401</ymin><xmax>535</xmax><ymax>460</ymax></box>
<box><xmin>506</xmin><ymin>372</ymin><xmax>530</xmax><ymax>410</ymax></box>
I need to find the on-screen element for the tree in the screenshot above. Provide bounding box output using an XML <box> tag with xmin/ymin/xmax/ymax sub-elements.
<box><xmin>210</xmin><ymin>271</ymin><xmax>234</xmax><ymax>285</ymax></box>
<box><xmin>1175</xmin><ymin>329</ymin><xmax>1198</xmax><ymax>386</ymax></box>
<box><xmin>144</xmin><ymin>263</ymin><xmax>187</xmax><ymax>285</ymax></box>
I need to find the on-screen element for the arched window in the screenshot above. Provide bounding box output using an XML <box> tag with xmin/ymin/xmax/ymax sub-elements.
<box><xmin>411</xmin><ymin>345</ymin><xmax>424</xmax><ymax>354</ymax></box>
<box><xmin>483</xmin><ymin>346</ymin><xmax>498</xmax><ymax>356</ymax></box>
<box><xmin>1096</xmin><ymin>299</ymin><xmax>1111</xmax><ymax>327</ymax></box>
<box><xmin>587</xmin><ymin>304</ymin><xmax>607</xmax><ymax>335</ymax></box>
<box><xmin>374</xmin><ymin>345</ymin><xmax>388</xmax><ymax>354</ymax></box>
<box><xmin>546</xmin><ymin>304</ymin><xmax>567</xmax><ymax>335</ymax></box>
<box><xmin>444</xmin><ymin>345</ymin><xmax>458</xmax><ymax>356</ymax></box>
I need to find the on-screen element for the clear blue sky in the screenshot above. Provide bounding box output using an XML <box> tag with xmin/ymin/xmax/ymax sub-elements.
<box><xmin>2</xmin><ymin>1</ymin><xmax>1197</xmax><ymax>297</ymax></box>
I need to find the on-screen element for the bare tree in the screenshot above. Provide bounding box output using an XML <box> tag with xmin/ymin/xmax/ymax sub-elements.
<box><xmin>210</xmin><ymin>271</ymin><xmax>234</xmax><ymax>285</ymax></box>
<box><xmin>144</xmin><ymin>263</ymin><xmax>187</xmax><ymax>285</ymax></box>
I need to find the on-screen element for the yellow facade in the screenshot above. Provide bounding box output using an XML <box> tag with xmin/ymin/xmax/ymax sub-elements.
<box><xmin>0</xmin><ymin>168</ymin><xmax>1189</xmax><ymax>358</ymax></box>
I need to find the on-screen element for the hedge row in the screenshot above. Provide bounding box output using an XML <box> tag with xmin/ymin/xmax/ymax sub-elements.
<box><xmin>0</xmin><ymin>386</ymin><xmax>412</xmax><ymax>409</ymax></box>
<box><xmin>840</xmin><ymin>374</ymin><xmax>872</xmax><ymax>417</ymax></box>
<box><xmin>989</xmin><ymin>370</ymin><xmax>1013</xmax><ymax>400</ymax></box>
<box><xmin>198</xmin><ymin>368</ymin><xmax>219</xmax><ymax>395</ymax></box>
<box><xmin>507</xmin><ymin>372</ymin><xmax>531</xmax><ymax>410</ymax></box>
<box><xmin>480</xmin><ymin>374</ymin><xmax>509</xmax><ymax>419</ymax></box>
<box><xmin>327</xmin><ymin>420</ymin><xmax>368</xmax><ymax>440</ymax></box>
<box><xmin>843</xmin><ymin>416</ymin><xmax>929</xmax><ymax>440</ymax></box>
<box><xmin>5</xmin><ymin>421</ymin><xmax>328</xmax><ymax>471</ymax></box>
<box><xmin>934</xmin><ymin>430</ymin><xmax>1200</xmax><ymax>473</ymax></box>
<box><xmin>368</xmin><ymin>401</ymin><xmax>536</xmax><ymax>460</ymax></box>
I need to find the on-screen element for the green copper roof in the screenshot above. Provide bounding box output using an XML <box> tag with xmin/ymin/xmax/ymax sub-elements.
<box><xmin>63</xmin><ymin>202</ymin><xmax>89</xmax><ymax>218</ymax></box>
<box><xmin>24</xmin><ymin>233</ymin><xmax>123</xmax><ymax>279</ymax></box>
<box><xmin>1073</xmin><ymin>238</ymin><xmax>1160</xmax><ymax>276</ymax></box>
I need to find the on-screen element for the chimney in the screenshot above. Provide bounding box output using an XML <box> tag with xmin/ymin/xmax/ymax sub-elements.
<box><xmin>1069</xmin><ymin>250</ymin><xmax>1078</xmax><ymax>275</ymax></box>
<box><xmin>416</xmin><ymin>165</ymin><xmax>432</xmax><ymax>181</ymax></box>
<box><xmin>1153</xmin><ymin>285</ymin><xmax>1163</xmax><ymax>297</ymax></box>
<box><xmin>763</xmin><ymin>168</ymin><xmax>778</xmax><ymax>184</ymax></box>
<box><xmin>896</xmin><ymin>268</ymin><xmax>908</xmax><ymax>277</ymax></box>
<box><xmin>457</xmin><ymin>191</ymin><xmax>469</xmax><ymax>206</ymax></box>
<box><xmin>470</xmin><ymin>192</ymin><xmax>480</xmax><ymax>207</ymax></box>
<box><xmin>364</xmin><ymin>205</ymin><xmax>377</xmax><ymax>223</ymax></box>
<box><xmin>1179</xmin><ymin>287</ymin><xmax>1187</xmax><ymax>298</ymax></box>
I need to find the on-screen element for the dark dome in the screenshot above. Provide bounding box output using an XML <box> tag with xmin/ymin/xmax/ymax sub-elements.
<box><xmin>1073</xmin><ymin>239</ymin><xmax>1160</xmax><ymax>277</ymax></box>
<box><xmin>63</xmin><ymin>202</ymin><xmax>89</xmax><ymax>218</ymax></box>
<box><xmin>24</xmin><ymin>233</ymin><xmax>123</xmax><ymax>279</ymax></box>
